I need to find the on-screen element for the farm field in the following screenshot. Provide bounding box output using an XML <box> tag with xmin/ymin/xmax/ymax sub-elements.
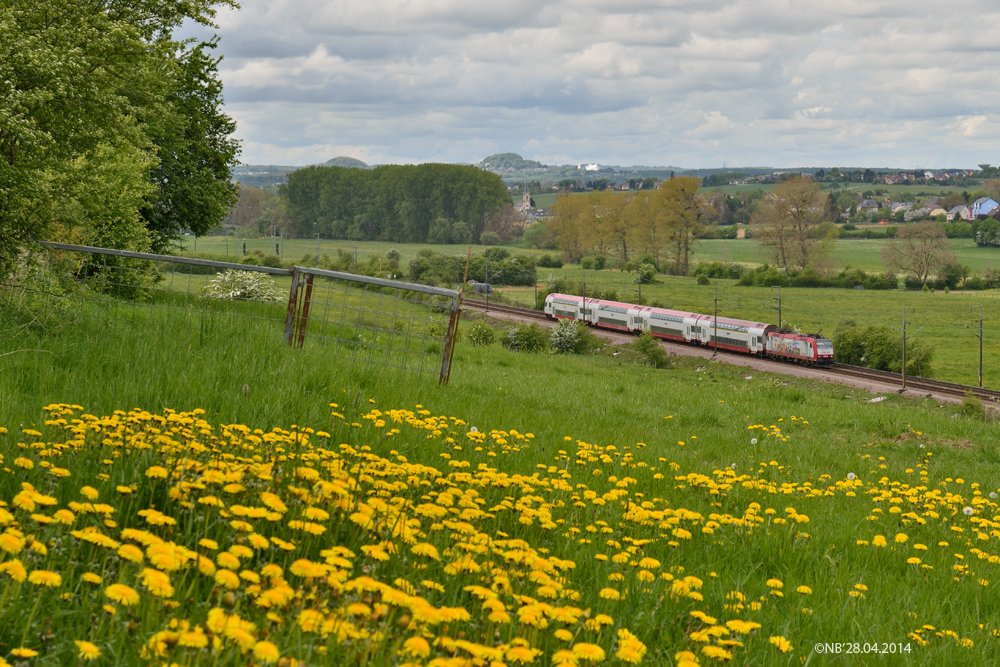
<box><xmin>4</xmin><ymin>288</ymin><xmax>1000</xmax><ymax>665</ymax></box>
<box><xmin>180</xmin><ymin>236</ymin><xmax>1000</xmax><ymax>277</ymax></box>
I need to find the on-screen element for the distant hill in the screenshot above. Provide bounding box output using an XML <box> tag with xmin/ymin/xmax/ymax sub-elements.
<box><xmin>477</xmin><ymin>153</ymin><xmax>545</xmax><ymax>172</ymax></box>
<box><xmin>322</xmin><ymin>156</ymin><xmax>370</xmax><ymax>169</ymax></box>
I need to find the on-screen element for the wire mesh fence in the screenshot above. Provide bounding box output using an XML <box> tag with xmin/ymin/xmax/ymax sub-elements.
<box><xmin>1</xmin><ymin>242</ymin><xmax>462</xmax><ymax>382</ymax></box>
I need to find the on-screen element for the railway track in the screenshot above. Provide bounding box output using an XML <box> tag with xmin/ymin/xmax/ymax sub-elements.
<box><xmin>463</xmin><ymin>298</ymin><xmax>1000</xmax><ymax>402</ymax></box>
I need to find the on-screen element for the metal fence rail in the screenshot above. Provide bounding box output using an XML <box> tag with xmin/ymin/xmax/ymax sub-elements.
<box><xmin>2</xmin><ymin>242</ymin><xmax>462</xmax><ymax>383</ymax></box>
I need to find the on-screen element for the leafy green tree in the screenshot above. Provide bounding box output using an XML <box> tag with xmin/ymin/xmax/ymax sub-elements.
<box><xmin>0</xmin><ymin>0</ymin><xmax>238</xmax><ymax>279</ymax></box>
<box><xmin>141</xmin><ymin>40</ymin><xmax>240</xmax><ymax>252</ymax></box>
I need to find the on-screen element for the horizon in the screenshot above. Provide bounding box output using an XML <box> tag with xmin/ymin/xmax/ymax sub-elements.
<box><xmin>187</xmin><ymin>1</ymin><xmax>1000</xmax><ymax>171</ymax></box>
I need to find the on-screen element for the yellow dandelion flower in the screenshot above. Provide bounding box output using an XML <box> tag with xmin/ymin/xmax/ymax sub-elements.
<box><xmin>105</xmin><ymin>584</ymin><xmax>140</xmax><ymax>606</ymax></box>
<box><xmin>75</xmin><ymin>640</ymin><xmax>100</xmax><ymax>660</ymax></box>
<box><xmin>28</xmin><ymin>570</ymin><xmax>62</xmax><ymax>587</ymax></box>
<box><xmin>253</xmin><ymin>641</ymin><xmax>280</xmax><ymax>663</ymax></box>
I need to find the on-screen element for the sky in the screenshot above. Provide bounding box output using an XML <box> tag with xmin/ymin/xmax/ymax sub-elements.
<box><xmin>190</xmin><ymin>0</ymin><xmax>1000</xmax><ymax>170</ymax></box>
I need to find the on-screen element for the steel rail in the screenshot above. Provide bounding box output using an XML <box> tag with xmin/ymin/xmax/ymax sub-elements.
<box><xmin>465</xmin><ymin>298</ymin><xmax>1000</xmax><ymax>399</ymax></box>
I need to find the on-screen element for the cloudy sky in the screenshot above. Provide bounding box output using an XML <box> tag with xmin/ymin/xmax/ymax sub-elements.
<box><xmin>191</xmin><ymin>0</ymin><xmax>1000</xmax><ymax>169</ymax></box>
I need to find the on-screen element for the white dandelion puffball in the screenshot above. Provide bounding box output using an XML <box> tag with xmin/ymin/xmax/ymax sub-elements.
<box><xmin>847</xmin><ymin>472</ymin><xmax>857</xmax><ymax>481</ymax></box>
<box><xmin>919</xmin><ymin>444</ymin><xmax>925</xmax><ymax>449</ymax></box>
<box><xmin>751</xmin><ymin>438</ymin><xmax>758</xmax><ymax>445</ymax></box>
<box><xmin>470</xmin><ymin>426</ymin><xmax>478</xmax><ymax>433</ymax></box>
<box><xmin>963</xmin><ymin>507</ymin><xmax>975</xmax><ymax>516</ymax></box>
<box><xmin>731</xmin><ymin>463</ymin><xmax>737</xmax><ymax>470</ymax></box>
<box><xmin>990</xmin><ymin>492</ymin><xmax>998</xmax><ymax>500</ymax></box>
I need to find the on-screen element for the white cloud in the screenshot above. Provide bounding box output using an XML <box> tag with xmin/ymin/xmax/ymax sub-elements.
<box><xmin>190</xmin><ymin>0</ymin><xmax>1000</xmax><ymax>168</ymax></box>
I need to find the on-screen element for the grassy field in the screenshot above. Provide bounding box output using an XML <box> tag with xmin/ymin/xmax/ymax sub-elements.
<box><xmin>173</xmin><ymin>236</ymin><xmax>1000</xmax><ymax>387</ymax></box>
<box><xmin>3</xmin><ymin>282</ymin><xmax>1000</xmax><ymax>664</ymax></box>
<box><xmin>180</xmin><ymin>236</ymin><xmax>1000</xmax><ymax>277</ymax></box>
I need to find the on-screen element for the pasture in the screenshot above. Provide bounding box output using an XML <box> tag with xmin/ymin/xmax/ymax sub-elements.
<box><xmin>175</xmin><ymin>235</ymin><xmax>1000</xmax><ymax>387</ymax></box>
<box><xmin>3</xmin><ymin>281</ymin><xmax>1000</xmax><ymax>665</ymax></box>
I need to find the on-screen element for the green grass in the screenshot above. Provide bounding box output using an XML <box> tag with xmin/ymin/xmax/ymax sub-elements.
<box><xmin>3</xmin><ymin>287</ymin><xmax>1000</xmax><ymax>664</ymax></box>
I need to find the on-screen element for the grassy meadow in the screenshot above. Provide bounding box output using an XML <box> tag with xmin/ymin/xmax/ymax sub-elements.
<box><xmin>173</xmin><ymin>235</ymin><xmax>1000</xmax><ymax>387</ymax></box>
<box><xmin>3</xmin><ymin>280</ymin><xmax>1000</xmax><ymax>665</ymax></box>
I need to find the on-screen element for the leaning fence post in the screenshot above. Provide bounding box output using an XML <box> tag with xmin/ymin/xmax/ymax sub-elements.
<box><xmin>296</xmin><ymin>273</ymin><xmax>315</xmax><ymax>349</ymax></box>
<box><xmin>440</xmin><ymin>248</ymin><xmax>471</xmax><ymax>385</ymax></box>
<box><xmin>440</xmin><ymin>294</ymin><xmax>462</xmax><ymax>385</ymax></box>
<box><xmin>284</xmin><ymin>267</ymin><xmax>301</xmax><ymax>345</ymax></box>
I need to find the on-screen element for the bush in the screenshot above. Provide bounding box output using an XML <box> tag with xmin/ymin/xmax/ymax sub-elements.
<box><xmin>634</xmin><ymin>332</ymin><xmax>669</xmax><ymax>368</ymax></box>
<box><xmin>592</xmin><ymin>255</ymin><xmax>607</xmax><ymax>270</ymax></box>
<box><xmin>467</xmin><ymin>323</ymin><xmax>495</xmax><ymax>347</ymax></box>
<box><xmin>549</xmin><ymin>319</ymin><xmax>580</xmax><ymax>354</ymax></box>
<box><xmin>203</xmin><ymin>270</ymin><xmax>283</xmax><ymax>302</ymax></box>
<box><xmin>479</xmin><ymin>231</ymin><xmax>502</xmax><ymax>246</ymax></box>
<box><xmin>833</xmin><ymin>321</ymin><xmax>933</xmax><ymax>376</ymax></box>
<box><xmin>696</xmin><ymin>274</ymin><xmax>710</xmax><ymax>285</ymax></box>
<box><xmin>692</xmin><ymin>262</ymin><xmax>742</xmax><ymax>279</ymax></box>
<box><xmin>537</xmin><ymin>254</ymin><xmax>563</xmax><ymax>269</ymax></box>
<box><xmin>503</xmin><ymin>323</ymin><xmax>549</xmax><ymax>352</ymax></box>
<box><xmin>240</xmin><ymin>251</ymin><xmax>284</xmax><ymax>269</ymax></box>
<box><xmin>958</xmin><ymin>392</ymin><xmax>986</xmax><ymax>421</ymax></box>
<box><xmin>637</xmin><ymin>263</ymin><xmax>656</xmax><ymax>284</ymax></box>
<box><xmin>483</xmin><ymin>247</ymin><xmax>510</xmax><ymax>263</ymax></box>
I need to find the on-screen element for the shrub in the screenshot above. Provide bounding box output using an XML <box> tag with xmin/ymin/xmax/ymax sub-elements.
<box><xmin>634</xmin><ymin>332</ymin><xmax>669</xmax><ymax>368</ymax></box>
<box><xmin>958</xmin><ymin>392</ymin><xmax>986</xmax><ymax>421</ymax></box>
<box><xmin>479</xmin><ymin>231</ymin><xmax>502</xmax><ymax>246</ymax></box>
<box><xmin>537</xmin><ymin>254</ymin><xmax>563</xmax><ymax>269</ymax></box>
<box><xmin>204</xmin><ymin>270</ymin><xmax>283</xmax><ymax>302</ymax></box>
<box><xmin>549</xmin><ymin>319</ymin><xmax>581</xmax><ymax>354</ymax></box>
<box><xmin>592</xmin><ymin>254</ymin><xmax>607</xmax><ymax>270</ymax></box>
<box><xmin>696</xmin><ymin>274</ymin><xmax>710</xmax><ymax>285</ymax></box>
<box><xmin>833</xmin><ymin>322</ymin><xmax>933</xmax><ymax>376</ymax></box>
<box><xmin>483</xmin><ymin>247</ymin><xmax>511</xmax><ymax>263</ymax></box>
<box><xmin>467</xmin><ymin>323</ymin><xmax>495</xmax><ymax>347</ymax></box>
<box><xmin>503</xmin><ymin>323</ymin><xmax>549</xmax><ymax>352</ymax></box>
<box><xmin>637</xmin><ymin>263</ymin><xmax>656</xmax><ymax>284</ymax></box>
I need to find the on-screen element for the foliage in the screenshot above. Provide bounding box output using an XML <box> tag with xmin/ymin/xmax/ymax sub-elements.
<box><xmin>634</xmin><ymin>331</ymin><xmax>670</xmax><ymax>368</ymax></box>
<box><xmin>958</xmin><ymin>392</ymin><xmax>986</xmax><ymax>421</ymax></box>
<box><xmin>410</xmin><ymin>250</ymin><xmax>534</xmax><ymax>287</ymax></box>
<box><xmin>521</xmin><ymin>220</ymin><xmax>558</xmax><ymax>250</ymax></box>
<box><xmin>580</xmin><ymin>255</ymin><xmax>607</xmax><ymax>270</ymax></box>
<box><xmin>881</xmin><ymin>222</ymin><xmax>955</xmax><ymax>286</ymax></box>
<box><xmin>283</xmin><ymin>164</ymin><xmax>509</xmax><ymax>243</ymax></box>
<box><xmin>549</xmin><ymin>318</ymin><xmax>582</xmax><ymax>354</ymax></box>
<box><xmin>752</xmin><ymin>177</ymin><xmax>835</xmax><ymax>271</ymax></box>
<box><xmin>0</xmin><ymin>0</ymin><xmax>239</xmax><ymax>280</ymax></box>
<box><xmin>696</xmin><ymin>274</ymin><xmax>710</xmax><ymax>285</ymax></box>
<box><xmin>203</xmin><ymin>270</ymin><xmax>284</xmax><ymax>302</ymax></box>
<box><xmin>537</xmin><ymin>254</ymin><xmax>563</xmax><ymax>269</ymax></box>
<box><xmin>548</xmin><ymin>319</ymin><xmax>598</xmax><ymax>354</ymax></box>
<box><xmin>692</xmin><ymin>262</ymin><xmax>743</xmax><ymax>279</ymax></box>
<box><xmin>479</xmin><ymin>231</ymin><xmax>502</xmax><ymax>246</ymax></box>
<box><xmin>548</xmin><ymin>178</ymin><xmax>707</xmax><ymax>271</ymax></box>
<box><xmin>467</xmin><ymin>322</ymin><xmax>496</xmax><ymax>347</ymax></box>
<box><xmin>637</xmin><ymin>262</ymin><xmax>657</xmax><ymax>284</ymax></box>
<box><xmin>141</xmin><ymin>40</ymin><xmax>240</xmax><ymax>252</ymax></box>
<box><xmin>483</xmin><ymin>247</ymin><xmax>511</xmax><ymax>263</ymax></box>
<box><xmin>833</xmin><ymin>321</ymin><xmax>933</xmax><ymax>377</ymax></box>
<box><xmin>503</xmin><ymin>323</ymin><xmax>549</xmax><ymax>352</ymax></box>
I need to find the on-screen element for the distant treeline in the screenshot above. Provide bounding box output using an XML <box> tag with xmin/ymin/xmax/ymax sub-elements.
<box><xmin>283</xmin><ymin>164</ymin><xmax>510</xmax><ymax>243</ymax></box>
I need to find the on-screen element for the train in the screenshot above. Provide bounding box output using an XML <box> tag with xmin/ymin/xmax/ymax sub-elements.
<box><xmin>543</xmin><ymin>293</ymin><xmax>835</xmax><ymax>365</ymax></box>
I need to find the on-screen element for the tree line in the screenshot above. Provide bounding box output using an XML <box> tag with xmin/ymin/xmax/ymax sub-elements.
<box><xmin>280</xmin><ymin>164</ymin><xmax>512</xmax><ymax>244</ymax></box>
<box><xmin>546</xmin><ymin>177</ymin><xmax>710</xmax><ymax>275</ymax></box>
<box><xmin>1</xmin><ymin>0</ymin><xmax>241</xmax><ymax>281</ymax></box>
